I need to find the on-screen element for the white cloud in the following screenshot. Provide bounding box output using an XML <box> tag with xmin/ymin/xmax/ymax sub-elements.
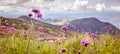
<box><xmin>74</xmin><ymin>0</ymin><xmax>88</xmax><ymax>6</ymax></box>
<box><xmin>108</xmin><ymin>6</ymin><xmax>120</xmax><ymax>12</ymax></box>
<box><xmin>73</xmin><ymin>0</ymin><xmax>89</xmax><ymax>10</ymax></box>
<box><xmin>0</xmin><ymin>0</ymin><xmax>89</xmax><ymax>13</ymax></box>
<box><xmin>0</xmin><ymin>6</ymin><xmax>13</xmax><ymax>12</ymax></box>
<box><xmin>0</xmin><ymin>0</ymin><xmax>120</xmax><ymax>13</ymax></box>
<box><xmin>0</xmin><ymin>0</ymin><xmax>120</xmax><ymax>28</ymax></box>
<box><xmin>95</xmin><ymin>4</ymin><xmax>106</xmax><ymax>12</ymax></box>
<box><xmin>87</xmin><ymin>3</ymin><xmax>106</xmax><ymax>12</ymax></box>
<box><xmin>0</xmin><ymin>0</ymin><xmax>17</xmax><ymax>4</ymax></box>
<box><xmin>0</xmin><ymin>0</ymin><xmax>28</xmax><ymax>5</ymax></box>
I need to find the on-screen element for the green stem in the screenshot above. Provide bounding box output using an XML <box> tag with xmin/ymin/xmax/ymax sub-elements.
<box><xmin>26</xmin><ymin>14</ymin><xmax>35</xmax><ymax>54</ymax></box>
<box><xmin>81</xmin><ymin>47</ymin><xmax>86</xmax><ymax>54</ymax></box>
<box><xmin>93</xmin><ymin>38</ymin><xmax>97</xmax><ymax>54</ymax></box>
<box><xmin>26</xmin><ymin>20</ymin><xmax>32</xmax><ymax>54</ymax></box>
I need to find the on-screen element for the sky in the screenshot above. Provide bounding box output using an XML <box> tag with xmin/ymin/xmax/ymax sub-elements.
<box><xmin>0</xmin><ymin>0</ymin><xmax>120</xmax><ymax>28</ymax></box>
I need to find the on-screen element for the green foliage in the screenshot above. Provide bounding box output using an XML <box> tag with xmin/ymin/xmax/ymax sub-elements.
<box><xmin>0</xmin><ymin>33</ymin><xmax>120</xmax><ymax>54</ymax></box>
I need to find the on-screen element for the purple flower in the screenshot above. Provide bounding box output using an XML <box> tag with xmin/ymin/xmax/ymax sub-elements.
<box><xmin>90</xmin><ymin>33</ymin><xmax>96</xmax><ymax>37</ymax></box>
<box><xmin>61</xmin><ymin>33</ymin><xmax>67</xmax><ymax>37</ymax></box>
<box><xmin>61</xmin><ymin>26</ymin><xmax>68</xmax><ymax>31</ymax></box>
<box><xmin>60</xmin><ymin>48</ymin><xmax>67</xmax><ymax>53</ymax></box>
<box><xmin>27</xmin><ymin>28</ymin><xmax>30</xmax><ymax>32</ymax></box>
<box><xmin>23</xmin><ymin>32</ymin><xmax>27</xmax><ymax>37</ymax></box>
<box><xmin>3</xmin><ymin>26</ymin><xmax>7</xmax><ymax>28</ymax></box>
<box><xmin>58</xmin><ymin>41</ymin><xmax>62</xmax><ymax>45</ymax></box>
<box><xmin>4</xmin><ymin>20</ymin><xmax>8</xmax><ymax>23</ymax></box>
<box><xmin>32</xmin><ymin>8</ymin><xmax>40</xmax><ymax>13</ymax></box>
<box><xmin>28</xmin><ymin>13</ymin><xmax>33</xmax><ymax>17</ymax></box>
<box><xmin>9</xmin><ymin>27</ymin><xmax>15</xmax><ymax>31</ymax></box>
<box><xmin>5</xmin><ymin>23</ymin><xmax>8</xmax><ymax>26</ymax></box>
<box><xmin>105</xmin><ymin>26</ymin><xmax>112</xmax><ymax>31</ymax></box>
<box><xmin>37</xmin><ymin>27</ymin><xmax>44</xmax><ymax>32</ymax></box>
<box><xmin>81</xmin><ymin>39</ymin><xmax>90</xmax><ymax>47</ymax></box>
<box><xmin>12</xmin><ymin>24</ymin><xmax>16</xmax><ymax>27</ymax></box>
<box><xmin>81</xmin><ymin>31</ymin><xmax>86</xmax><ymax>34</ymax></box>
<box><xmin>37</xmin><ymin>13</ymin><xmax>42</xmax><ymax>18</ymax></box>
<box><xmin>35</xmin><ymin>22</ymin><xmax>39</xmax><ymax>24</ymax></box>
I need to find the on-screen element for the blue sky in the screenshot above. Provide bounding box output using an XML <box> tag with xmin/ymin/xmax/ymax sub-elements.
<box><xmin>0</xmin><ymin>0</ymin><xmax>120</xmax><ymax>28</ymax></box>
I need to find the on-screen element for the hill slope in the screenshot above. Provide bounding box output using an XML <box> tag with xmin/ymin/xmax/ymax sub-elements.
<box><xmin>66</xmin><ymin>17</ymin><xmax>120</xmax><ymax>34</ymax></box>
<box><xmin>0</xmin><ymin>16</ymin><xmax>64</xmax><ymax>37</ymax></box>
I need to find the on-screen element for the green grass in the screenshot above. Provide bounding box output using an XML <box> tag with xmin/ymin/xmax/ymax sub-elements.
<box><xmin>0</xmin><ymin>32</ymin><xmax>120</xmax><ymax>54</ymax></box>
<box><xmin>0</xmin><ymin>17</ymin><xmax>120</xmax><ymax>54</ymax></box>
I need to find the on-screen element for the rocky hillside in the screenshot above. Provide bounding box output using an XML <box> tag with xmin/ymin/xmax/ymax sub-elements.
<box><xmin>0</xmin><ymin>16</ymin><xmax>62</xmax><ymax>37</ymax></box>
<box><xmin>1</xmin><ymin>16</ymin><xmax>119</xmax><ymax>35</ymax></box>
<box><xmin>66</xmin><ymin>17</ymin><xmax>120</xmax><ymax>34</ymax></box>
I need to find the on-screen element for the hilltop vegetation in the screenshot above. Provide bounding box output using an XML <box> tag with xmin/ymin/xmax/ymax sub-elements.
<box><xmin>0</xmin><ymin>16</ymin><xmax>66</xmax><ymax>37</ymax></box>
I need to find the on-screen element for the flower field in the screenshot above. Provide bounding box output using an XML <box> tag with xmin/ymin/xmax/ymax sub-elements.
<box><xmin>0</xmin><ymin>9</ymin><xmax>120</xmax><ymax>54</ymax></box>
<box><xmin>0</xmin><ymin>31</ymin><xmax>120</xmax><ymax>54</ymax></box>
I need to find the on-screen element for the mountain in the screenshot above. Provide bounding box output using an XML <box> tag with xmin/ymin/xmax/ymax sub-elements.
<box><xmin>0</xmin><ymin>16</ymin><xmax>61</xmax><ymax>37</ymax></box>
<box><xmin>42</xmin><ymin>18</ymin><xmax>71</xmax><ymax>25</ymax></box>
<box><xmin>1</xmin><ymin>15</ymin><xmax>119</xmax><ymax>35</ymax></box>
<box><xmin>0</xmin><ymin>16</ymin><xmax>28</xmax><ymax>36</ymax></box>
<box><xmin>0</xmin><ymin>16</ymin><xmax>28</xmax><ymax>29</ymax></box>
<box><xmin>66</xmin><ymin>17</ymin><xmax>120</xmax><ymax>34</ymax></box>
<box><xmin>17</xmin><ymin>16</ymin><xmax>120</xmax><ymax>34</ymax></box>
<box><xmin>17</xmin><ymin>15</ymin><xmax>59</xmax><ymax>29</ymax></box>
<box><xmin>17</xmin><ymin>15</ymin><xmax>39</xmax><ymax>22</ymax></box>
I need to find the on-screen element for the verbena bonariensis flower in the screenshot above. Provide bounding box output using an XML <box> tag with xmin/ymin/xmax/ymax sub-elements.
<box><xmin>60</xmin><ymin>48</ymin><xmax>67</xmax><ymax>53</ymax></box>
<box><xmin>23</xmin><ymin>32</ymin><xmax>27</xmax><ymax>37</ymax></box>
<box><xmin>12</xmin><ymin>24</ymin><xmax>16</xmax><ymax>27</ymax></box>
<box><xmin>26</xmin><ymin>29</ymin><xmax>30</xmax><ymax>33</ymax></box>
<box><xmin>90</xmin><ymin>33</ymin><xmax>96</xmax><ymax>37</ymax></box>
<box><xmin>5</xmin><ymin>23</ymin><xmax>8</xmax><ymax>26</ymax></box>
<box><xmin>105</xmin><ymin>26</ymin><xmax>112</xmax><ymax>31</ymax></box>
<box><xmin>37</xmin><ymin>27</ymin><xmax>44</xmax><ymax>32</ymax></box>
<box><xmin>3</xmin><ymin>26</ymin><xmax>6</xmax><ymax>28</ymax></box>
<box><xmin>4</xmin><ymin>20</ymin><xmax>8</xmax><ymax>23</ymax></box>
<box><xmin>81</xmin><ymin>31</ymin><xmax>86</xmax><ymax>34</ymax></box>
<box><xmin>37</xmin><ymin>13</ymin><xmax>42</xmax><ymax>18</ymax></box>
<box><xmin>61</xmin><ymin>33</ymin><xmax>67</xmax><ymax>37</ymax></box>
<box><xmin>61</xmin><ymin>26</ymin><xmax>68</xmax><ymax>31</ymax></box>
<box><xmin>81</xmin><ymin>39</ymin><xmax>90</xmax><ymax>47</ymax></box>
<box><xmin>28</xmin><ymin>13</ymin><xmax>33</xmax><ymax>17</ymax></box>
<box><xmin>58</xmin><ymin>41</ymin><xmax>62</xmax><ymax>45</ymax></box>
<box><xmin>32</xmin><ymin>8</ymin><xmax>40</xmax><ymax>13</ymax></box>
<box><xmin>9</xmin><ymin>27</ymin><xmax>14</xmax><ymax>31</ymax></box>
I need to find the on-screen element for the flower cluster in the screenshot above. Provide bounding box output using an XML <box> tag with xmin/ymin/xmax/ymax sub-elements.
<box><xmin>37</xmin><ymin>27</ymin><xmax>44</xmax><ymax>32</ymax></box>
<box><xmin>60</xmin><ymin>48</ymin><xmax>67</xmax><ymax>53</ymax></box>
<box><xmin>28</xmin><ymin>13</ymin><xmax>33</xmax><ymax>17</ymax></box>
<box><xmin>32</xmin><ymin>8</ymin><xmax>40</xmax><ymax>13</ymax></box>
<box><xmin>12</xmin><ymin>24</ymin><xmax>16</xmax><ymax>27</ymax></box>
<box><xmin>4</xmin><ymin>20</ymin><xmax>8</xmax><ymax>23</ymax></box>
<box><xmin>9</xmin><ymin>27</ymin><xmax>15</xmax><ymax>31</ymax></box>
<box><xmin>61</xmin><ymin>25</ymin><xmax>68</xmax><ymax>31</ymax></box>
<box><xmin>28</xmin><ymin>8</ymin><xmax>42</xmax><ymax>18</ymax></box>
<box><xmin>81</xmin><ymin>38</ymin><xmax>90</xmax><ymax>47</ymax></box>
<box><xmin>37</xmin><ymin>13</ymin><xmax>42</xmax><ymax>18</ymax></box>
<box><xmin>90</xmin><ymin>33</ymin><xmax>96</xmax><ymax>37</ymax></box>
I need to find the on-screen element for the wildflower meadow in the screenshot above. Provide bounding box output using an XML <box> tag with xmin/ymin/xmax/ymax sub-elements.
<box><xmin>0</xmin><ymin>9</ymin><xmax>120</xmax><ymax>54</ymax></box>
